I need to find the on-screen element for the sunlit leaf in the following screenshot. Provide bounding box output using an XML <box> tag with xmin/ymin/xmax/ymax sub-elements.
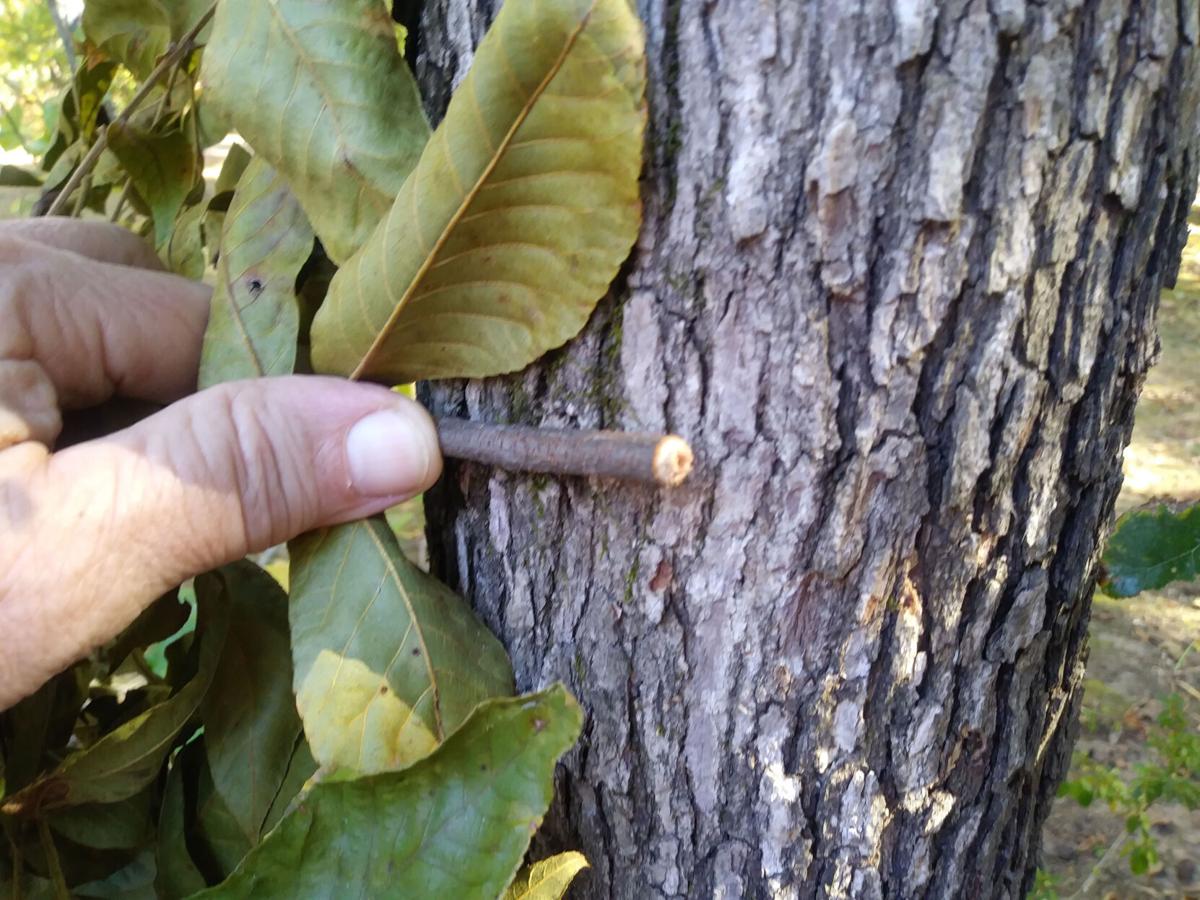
<box><xmin>0</xmin><ymin>105</ymin><xmax>25</xmax><ymax>152</ymax></box>
<box><xmin>200</xmin><ymin>562</ymin><xmax>304</xmax><ymax>844</ymax></box>
<box><xmin>201</xmin><ymin>0</ymin><xmax>429</xmax><ymax>263</ymax></box>
<box><xmin>502</xmin><ymin>852</ymin><xmax>589</xmax><ymax>900</ymax></box>
<box><xmin>310</xmin><ymin>0</ymin><xmax>646</xmax><ymax>383</ymax></box>
<box><xmin>1101</xmin><ymin>503</ymin><xmax>1200</xmax><ymax>597</ymax></box>
<box><xmin>107</xmin><ymin>121</ymin><xmax>201</xmax><ymax>249</ymax></box>
<box><xmin>163</xmin><ymin>202</ymin><xmax>206</xmax><ymax>279</ymax></box>
<box><xmin>203</xmin><ymin>143</ymin><xmax>253</xmax><ymax>262</ymax></box>
<box><xmin>82</xmin><ymin>0</ymin><xmax>171</xmax><ymax>80</ymax></box>
<box><xmin>197</xmin><ymin>158</ymin><xmax>314</xmax><ymax>388</ymax></box>
<box><xmin>82</xmin><ymin>0</ymin><xmax>212</xmax><ymax>79</ymax></box>
<box><xmin>212</xmin><ymin>143</ymin><xmax>252</xmax><ymax>197</ymax></box>
<box><xmin>194</xmin><ymin>686</ymin><xmax>582</xmax><ymax>899</ymax></box>
<box><xmin>288</xmin><ymin>517</ymin><xmax>513</xmax><ymax>774</ymax></box>
<box><xmin>40</xmin><ymin>61</ymin><xmax>116</xmax><ymax>176</ymax></box>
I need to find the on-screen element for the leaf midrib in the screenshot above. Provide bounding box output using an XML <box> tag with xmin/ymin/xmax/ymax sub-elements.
<box><xmin>261</xmin><ymin>1</ymin><xmax>390</xmax><ymax>210</ymax></box>
<box><xmin>363</xmin><ymin>522</ymin><xmax>443</xmax><ymax>739</ymax></box>
<box><xmin>348</xmin><ymin>3</ymin><xmax>597</xmax><ymax>381</ymax></box>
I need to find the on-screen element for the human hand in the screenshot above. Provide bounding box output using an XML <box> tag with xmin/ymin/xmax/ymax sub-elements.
<box><xmin>0</xmin><ymin>218</ymin><xmax>442</xmax><ymax>709</ymax></box>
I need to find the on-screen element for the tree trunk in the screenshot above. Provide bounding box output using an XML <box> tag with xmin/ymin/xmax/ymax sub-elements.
<box><xmin>412</xmin><ymin>1</ymin><xmax>1200</xmax><ymax>896</ymax></box>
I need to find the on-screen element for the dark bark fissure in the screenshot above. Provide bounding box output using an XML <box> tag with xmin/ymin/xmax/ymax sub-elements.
<box><xmin>414</xmin><ymin>0</ymin><xmax>1200</xmax><ymax>897</ymax></box>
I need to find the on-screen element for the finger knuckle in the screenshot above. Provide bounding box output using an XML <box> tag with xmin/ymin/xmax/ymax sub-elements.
<box><xmin>222</xmin><ymin>383</ymin><xmax>318</xmax><ymax>549</ymax></box>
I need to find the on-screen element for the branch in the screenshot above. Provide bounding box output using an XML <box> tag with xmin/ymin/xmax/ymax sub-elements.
<box><xmin>44</xmin><ymin>0</ymin><xmax>78</xmax><ymax>72</ymax></box>
<box><xmin>435</xmin><ymin>418</ymin><xmax>694</xmax><ymax>487</ymax></box>
<box><xmin>42</xmin><ymin>4</ymin><xmax>216</xmax><ymax>218</ymax></box>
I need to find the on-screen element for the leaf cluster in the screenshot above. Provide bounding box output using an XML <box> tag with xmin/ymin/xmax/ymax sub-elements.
<box><xmin>0</xmin><ymin>0</ymin><xmax>73</xmax><ymax>156</ymax></box>
<box><xmin>3</xmin><ymin>0</ymin><xmax>647</xmax><ymax>895</ymax></box>
<box><xmin>1059</xmin><ymin>694</ymin><xmax>1200</xmax><ymax>877</ymax></box>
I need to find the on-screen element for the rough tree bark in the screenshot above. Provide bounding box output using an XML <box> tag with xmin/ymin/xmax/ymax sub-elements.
<box><xmin>411</xmin><ymin>1</ymin><xmax>1200</xmax><ymax>896</ymax></box>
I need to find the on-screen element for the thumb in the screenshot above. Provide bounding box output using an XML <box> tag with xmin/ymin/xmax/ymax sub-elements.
<box><xmin>0</xmin><ymin>376</ymin><xmax>441</xmax><ymax>706</ymax></box>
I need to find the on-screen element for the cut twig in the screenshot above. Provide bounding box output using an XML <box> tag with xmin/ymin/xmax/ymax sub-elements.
<box><xmin>43</xmin><ymin>5</ymin><xmax>216</xmax><ymax>218</ymax></box>
<box><xmin>436</xmin><ymin>419</ymin><xmax>693</xmax><ymax>487</ymax></box>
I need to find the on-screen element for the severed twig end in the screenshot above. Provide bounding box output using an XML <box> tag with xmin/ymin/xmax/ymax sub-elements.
<box><xmin>652</xmin><ymin>435</ymin><xmax>693</xmax><ymax>487</ymax></box>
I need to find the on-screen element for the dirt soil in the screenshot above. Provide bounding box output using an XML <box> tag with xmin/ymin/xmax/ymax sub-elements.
<box><xmin>1040</xmin><ymin>222</ymin><xmax>1200</xmax><ymax>898</ymax></box>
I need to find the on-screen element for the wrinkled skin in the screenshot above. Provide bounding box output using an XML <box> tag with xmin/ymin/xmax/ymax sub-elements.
<box><xmin>0</xmin><ymin>219</ymin><xmax>442</xmax><ymax>709</ymax></box>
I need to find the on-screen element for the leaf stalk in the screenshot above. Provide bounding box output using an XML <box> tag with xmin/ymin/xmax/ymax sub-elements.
<box><xmin>42</xmin><ymin>4</ymin><xmax>216</xmax><ymax>218</ymax></box>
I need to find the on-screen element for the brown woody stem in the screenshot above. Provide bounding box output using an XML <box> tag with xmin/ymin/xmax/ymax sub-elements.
<box><xmin>43</xmin><ymin>5</ymin><xmax>216</xmax><ymax>218</ymax></box>
<box><xmin>435</xmin><ymin>418</ymin><xmax>694</xmax><ymax>487</ymax></box>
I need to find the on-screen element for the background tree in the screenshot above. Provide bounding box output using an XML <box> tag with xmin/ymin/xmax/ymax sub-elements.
<box><xmin>406</xmin><ymin>0</ymin><xmax>1200</xmax><ymax>896</ymax></box>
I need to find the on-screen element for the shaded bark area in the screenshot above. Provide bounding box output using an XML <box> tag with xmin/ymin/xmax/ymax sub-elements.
<box><xmin>415</xmin><ymin>1</ymin><xmax>1200</xmax><ymax>897</ymax></box>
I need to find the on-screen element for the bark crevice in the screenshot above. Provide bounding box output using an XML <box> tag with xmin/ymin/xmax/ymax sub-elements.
<box><xmin>415</xmin><ymin>0</ymin><xmax>1200</xmax><ymax>896</ymax></box>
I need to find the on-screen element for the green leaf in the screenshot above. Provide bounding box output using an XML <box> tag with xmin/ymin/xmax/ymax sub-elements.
<box><xmin>1128</xmin><ymin>839</ymin><xmax>1156</xmax><ymax>875</ymax></box>
<box><xmin>197</xmin><ymin>158</ymin><xmax>314</xmax><ymax>388</ymax></box>
<box><xmin>5</xmin><ymin>602</ymin><xmax>225</xmax><ymax>812</ymax></box>
<box><xmin>201</xmin><ymin>0</ymin><xmax>430</xmax><ymax>264</ymax></box>
<box><xmin>107</xmin><ymin>121</ymin><xmax>201</xmax><ymax>249</ymax></box>
<box><xmin>156</xmin><ymin>752</ymin><xmax>208</xmax><ymax>900</ymax></box>
<box><xmin>164</xmin><ymin>202</ymin><xmax>207</xmax><ymax>280</ymax></box>
<box><xmin>502</xmin><ymin>852</ymin><xmax>589</xmax><ymax>900</ymax></box>
<box><xmin>203</xmin><ymin>144</ymin><xmax>253</xmax><ymax>262</ymax></box>
<box><xmin>0</xmin><ymin>165</ymin><xmax>42</xmax><ymax>187</ymax></box>
<box><xmin>74</xmin><ymin>849</ymin><xmax>157</xmax><ymax>899</ymax></box>
<box><xmin>103</xmin><ymin>591</ymin><xmax>192</xmax><ymax>674</ymax></box>
<box><xmin>1101</xmin><ymin>503</ymin><xmax>1200</xmax><ymax>597</ymax></box>
<box><xmin>164</xmin><ymin>0</ymin><xmax>216</xmax><ymax>42</ymax></box>
<box><xmin>200</xmin><ymin>562</ymin><xmax>304</xmax><ymax>844</ymax></box>
<box><xmin>47</xmin><ymin>790</ymin><xmax>154</xmax><ymax>850</ymax></box>
<box><xmin>83</xmin><ymin>0</ymin><xmax>171</xmax><ymax>80</ymax></box>
<box><xmin>288</xmin><ymin>516</ymin><xmax>513</xmax><ymax>774</ymax></box>
<box><xmin>193</xmin><ymin>686</ymin><xmax>582</xmax><ymax>899</ymax></box>
<box><xmin>212</xmin><ymin>144</ymin><xmax>252</xmax><ymax>198</ymax></box>
<box><xmin>193</xmin><ymin>746</ymin><xmax>252</xmax><ymax>882</ymax></box>
<box><xmin>259</xmin><ymin>736</ymin><xmax>316</xmax><ymax>837</ymax></box>
<box><xmin>310</xmin><ymin>0</ymin><xmax>646</xmax><ymax>383</ymax></box>
<box><xmin>0</xmin><ymin>106</ymin><xmax>24</xmax><ymax>152</ymax></box>
<box><xmin>0</xmin><ymin>667</ymin><xmax>89</xmax><ymax>796</ymax></box>
<box><xmin>82</xmin><ymin>0</ymin><xmax>210</xmax><ymax>77</ymax></box>
<box><xmin>42</xmin><ymin>61</ymin><xmax>116</xmax><ymax>164</ymax></box>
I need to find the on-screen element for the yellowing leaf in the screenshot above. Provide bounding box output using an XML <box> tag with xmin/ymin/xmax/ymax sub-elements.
<box><xmin>83</xmin><ymin>0</ymin><xmax>213</xmax><ymax>79</ymax></box>
<box><xmin>106</xmin><ymin>121</ymin><xmax>201</xmax><ymax>249</ymax></box>
<box><xmin>198</xmin><ymin>157</ymin><xmax>315</xmax><ymax>388</ymax></box>
<box><xmin>310</xmin><ymin>0</ymin><xmax>646</xmax><ymax>383</ymax></box>
<box><xmin>502</xmin><ymin>852</ymin><xmax>590</xmax><ymax>900</ymax></box>
<box><xmin>201</xmin><ymin>0</ymin><xmax>430</xmax><ymax>263</ymax></box>
<box><xmin>288</xmin><ymin>517</ymin><xmax>513</xmax><ymax>774</ymax></box>
<box><xmin>83</xmin><ymin>0</ymin><xmax>171</xmax><ymax>79</ymax></box>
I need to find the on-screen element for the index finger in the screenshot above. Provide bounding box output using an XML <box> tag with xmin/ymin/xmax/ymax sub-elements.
<box><xmin>0</xmin><ymin>234</ymin><xmax>211</xmax><ymax>410</ymax></box>
<box><xmin>1</xmin><ymin>217</ymin><xmax>167</xmax><ymax>271</ymax></box>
